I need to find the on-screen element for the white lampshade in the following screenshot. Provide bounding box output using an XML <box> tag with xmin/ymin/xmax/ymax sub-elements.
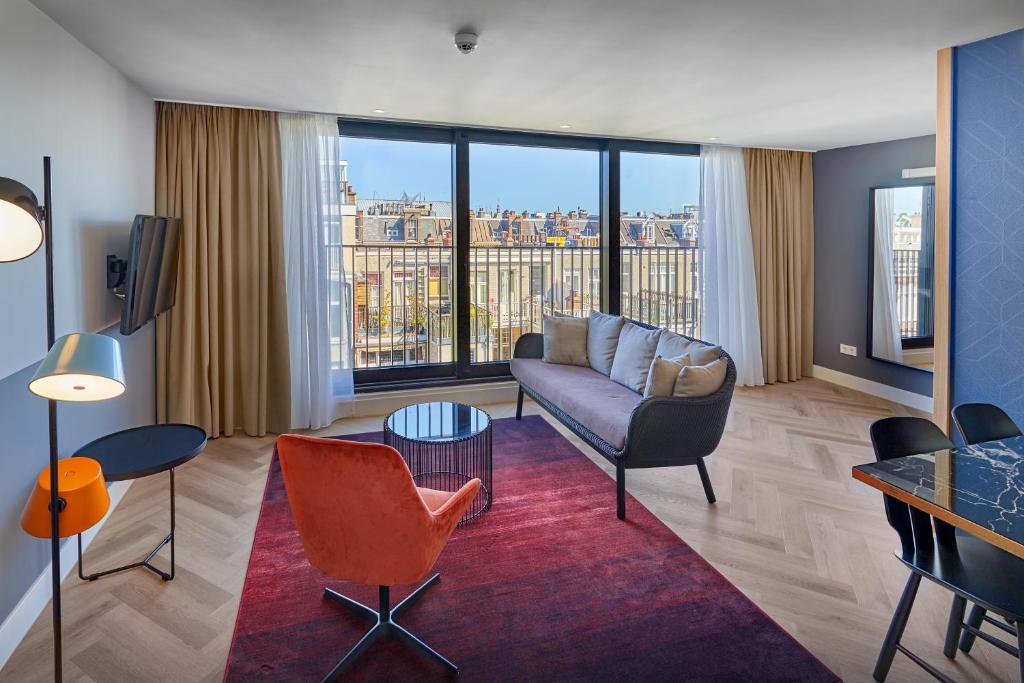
<box><xmin>29</xmin><ymin>333</ymin><xmax>126</xmax><ymax>402</ymax></box>
<box><xmin>0</xmin><ymin>177</ymin><xmax>44</xmax><ymax>262</ymax></box>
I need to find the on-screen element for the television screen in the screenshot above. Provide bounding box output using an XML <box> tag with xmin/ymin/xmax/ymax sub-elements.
<box><xmin>120</xmin><ymin>215</ymin><xmax>181</xmax><ymax>335</ymax></box>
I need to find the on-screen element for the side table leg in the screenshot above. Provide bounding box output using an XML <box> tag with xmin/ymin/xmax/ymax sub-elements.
<box><xmin>168</xmin><ymin>468</ymin><xmax>175</xmax><ymax>580</ymax></box>
<box><xmin>77</xmin><ymin>468</ymin><xmax>177</xmax><ymax>582</ymax></box>
<box><xmin>78</xmin><ymin>534</ymin><xmax>86</xmax><ymax>581</ymax></box>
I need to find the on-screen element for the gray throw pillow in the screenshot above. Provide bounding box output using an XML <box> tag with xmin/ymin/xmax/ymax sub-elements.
<box><xmin>656</xmin><ymin>330</ymin><xmax>721</xmax><ymax>367</ymax></box>
<box><xmin>643</xmin><ymin>355</ymin><xmax>687</xmax><ymax>398</ymax></box>
<box><xmin>686</xmin><ymin>343</ymin><xmax>722</xmax><ymax>366</ymax></box>
<box><xmin>673</xmin><ymin>358</ymin><xmax>728</xmax><ymax>398</ymax></box>
<box><xmin>655</xmin><ymin>330</ymin><xmax>692</xmax><ymax>360</ymax></box>
<box><xmin>542</xmin><ymin>315</ymin><xmax>589</xmax><ymax>366</ymax></box>
<box><xmin>588</xmin><ymin>311</ymin><xmax>625</xmax><ymax>376</ymax></box>
<box><xmin>609</xmin><ymin>323</ymin><xmax>662</xmax><ymax>393</ymax></box>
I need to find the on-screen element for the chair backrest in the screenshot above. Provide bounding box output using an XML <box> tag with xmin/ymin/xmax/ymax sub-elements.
<box><xmin>952</xmin><ymin>402</ymin><xmax>1023</xmax><ymax>445</ymax></box>
<box><xmin>276</xmin><ymin>434</ymin><xmax>437</xmax><ymax>586</ymax></box>
<box><xmin>869</xmin><ymin>417</ymin><xmax>955</xmax><ymax>557</ymax></box>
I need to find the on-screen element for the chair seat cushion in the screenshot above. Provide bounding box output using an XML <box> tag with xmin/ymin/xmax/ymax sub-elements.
<box><xmin>511</xmin><ymin>358</ymin><xmax>640</xmax><ymax>450</ymax></box>
<box><xmin>417</xmin><ymin>486</ymin><xmax>455</xmax><ymax>512</ymax></box>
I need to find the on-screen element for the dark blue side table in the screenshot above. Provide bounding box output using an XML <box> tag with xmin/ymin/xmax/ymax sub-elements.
<box><xmin>383</xmin><ymin>402</ymin><xmax>492</xmax><ymax>526</ymax></box>
<box><xmin>73</xmin><ymin>424</ymin><xmax>207</xmax><ymax>581</ymax></box>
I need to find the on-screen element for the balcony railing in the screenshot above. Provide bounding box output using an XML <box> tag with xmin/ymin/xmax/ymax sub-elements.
<box><xmin>331</xmin><ymin>244</ymin><xmax>703</xmax><ymax>370</ymax></box>
<box><xmin>893</xmin><ymin>248</ymin><xmax>932</xmax><ymax>341</ymax></box>
<box><xmin>621</xmin><ymin>246</ymin><xmax>701</xmax><ymax>338</ymax></box>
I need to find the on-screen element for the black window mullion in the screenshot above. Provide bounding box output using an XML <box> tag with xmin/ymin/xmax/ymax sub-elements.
<box><xmin>454</xmin><ymin>131</ymin><xmax>472</xmax><ymax>377</ymax></box>
<box><xmin>601</xmin><ymin>143</ymin><xmax>621</xmax><ymax>314</ymax></box>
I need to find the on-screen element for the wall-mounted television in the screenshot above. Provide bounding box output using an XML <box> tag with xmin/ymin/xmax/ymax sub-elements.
<box><xmin>116</xmin><ymin>215</ymin><xmax>182</xmax><ymax>335</ymax></box>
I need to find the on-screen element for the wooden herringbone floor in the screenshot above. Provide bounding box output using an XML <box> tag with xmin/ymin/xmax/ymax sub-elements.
<box><xmin>1</xmin><ymin>379</ymin><xmax>1016</xmax><ymax>681</ymax></box>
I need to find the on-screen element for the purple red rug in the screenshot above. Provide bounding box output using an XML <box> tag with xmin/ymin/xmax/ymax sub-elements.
<box><xmin>225</xmin><ymin>415</ymin><xmax>838</xmax><ymax>682</ymax></box>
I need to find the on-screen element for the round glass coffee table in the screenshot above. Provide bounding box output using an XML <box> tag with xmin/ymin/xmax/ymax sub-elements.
<box><xmin>384</xmin><ymin>402</ymin><xmax>492</xmax><ymax>525</ymax></box>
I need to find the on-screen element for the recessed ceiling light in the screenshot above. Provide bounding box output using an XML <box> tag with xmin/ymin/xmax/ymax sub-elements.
<box><xmin>707</xmin><ymin>136</ymin><xmax>719</xmax><ymax>141</ymax></box>
<box><xmin>559</xmin><ymin>124</ymin><xmax>571</xmax><ymax>129</ymax></box>
<box><xmin>372</xmin><ymin>109</ymin><xmax>386</xmax><ymax>114</ymax></box>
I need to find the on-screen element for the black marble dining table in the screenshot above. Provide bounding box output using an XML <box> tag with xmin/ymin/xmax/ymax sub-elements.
<box><xmin>853</xmin><ymin>435</ymin><xmax>1024</xmax><ymax>559</ymax></box>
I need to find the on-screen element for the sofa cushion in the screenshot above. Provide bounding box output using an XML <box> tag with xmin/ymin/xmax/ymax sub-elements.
<box><xmin>609</xmin><ymin>323</ymin><xmax>662</xmax><ymax>393</ymax></box>
<box><xmin>656</xmin><ymin>331</ymin><xmax>721</xmax><ymax>367</ymax></box>
<box><xmin>673</xmin><ymin>358</ymin><xmax>728</xmax><ymax>398</ymax></box>
<box><xmin>643</xmin><ymin>355</ymin><xmax>687</xmax><ymax>398</ymax></box>
<box><xmin>511</xmin><ymin>358</ymin><xmax>640</xmax><ymax>450</ymax></box>
<box><xmin>587</xmin><ymin>311</ymin><xmax>625</xmax><ymax>376</ymax></box>
<box><xmin>542</xmin><ymin>315</ymin><xmax>589</xmax><ymax>366</ymax></box>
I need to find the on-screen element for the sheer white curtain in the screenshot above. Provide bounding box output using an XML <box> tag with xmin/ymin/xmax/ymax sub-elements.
<box><xmin>872</xmin><ymin>188</ymin><xmax>903</xmax><ymax>363</ymax></box>
<box><xmin>700</xmin><ymin>145</ymin><xmax>765</xmax><ymax>386</ymax></box>
<box><xmin>279</xmin><ymin>113</ymin><xmax>354</xmax><ymax>429</ymax></box>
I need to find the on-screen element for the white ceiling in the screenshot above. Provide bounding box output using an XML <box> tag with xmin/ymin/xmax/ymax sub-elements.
<box><xmin>31</xmin><ymin>0</ymin><xmax>1024</xmax><ymax>150</ymax></box>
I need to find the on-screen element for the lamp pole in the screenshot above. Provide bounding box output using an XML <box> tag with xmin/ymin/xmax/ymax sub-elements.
<box><xmin>42</xmin><ymin>156</ymin><xmax>63</xmax><ymax>682</ymax></box>
<box><xmin>2</xmin><ymin>158</ymin><xmax>126</xmax><ymax>683</ymax></box>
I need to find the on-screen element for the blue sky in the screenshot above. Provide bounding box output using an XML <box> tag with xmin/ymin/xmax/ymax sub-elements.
<box><xmin>341</xmin><ymin>137</ymin><xmax>701</xmax><ymax>215</ymax></box>
<box><xmin>891</xmin><ymin>185</ymin><xmax>924</xmax><ymax>216</ymax></box>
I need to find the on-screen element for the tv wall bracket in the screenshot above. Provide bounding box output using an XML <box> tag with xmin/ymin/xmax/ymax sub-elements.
<box><xmin>107</xmin><ymin>254</ymin><xmax>127</xmax><ymax>301</ymax></box>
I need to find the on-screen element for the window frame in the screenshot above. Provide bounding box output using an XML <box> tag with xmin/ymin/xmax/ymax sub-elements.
<box><xmin>337</xmin><ymin>118</ymin><xmax>699</xmax><ymax>390</ymax></box>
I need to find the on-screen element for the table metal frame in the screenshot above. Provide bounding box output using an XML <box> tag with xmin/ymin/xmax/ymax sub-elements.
<box><xmin>77</xmin><ymin>468</ymin><xmax>177</xmax><ymax>582</ymax></box>
<box><xmin>384</xmin><ymin>404</ymin><xmax>493</xmax><ymax>526</ymax></box>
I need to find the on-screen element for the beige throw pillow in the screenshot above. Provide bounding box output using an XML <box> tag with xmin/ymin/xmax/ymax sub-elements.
<box><xmin>673</xmin><ymin>358</ymin><xmax>728</xmax><ymax>398</ymax></box>
<box><xmin>643</xmin><ymin>355</ymin><xmax>687</xmax><ymax>398</ymax></box>
<box><xmin>542</xmin><ymin>315</ymin><xmax>589</xmax><ymax>366</ymax></box>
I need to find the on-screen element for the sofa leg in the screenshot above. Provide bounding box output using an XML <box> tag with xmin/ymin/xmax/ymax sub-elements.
<box><xmin>696</xmin><ymin>459</ymin><xmax>716</xmax><ymax>504</ymax></box>
<box><xmin>616</xmin><ymin>460</ymin><xmax>626</xmax><ymax>520</ymax></box>
<box><xmin>515</xmin><ymin>386</ymin><xmax>524</xmax><ymax>420</ymax></box>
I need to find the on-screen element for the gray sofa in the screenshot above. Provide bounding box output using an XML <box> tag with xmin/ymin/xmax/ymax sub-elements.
<box><xmin>511</xmin><ymin>319</ymin><xmax>736</xmax><ymax>520</ymax></box>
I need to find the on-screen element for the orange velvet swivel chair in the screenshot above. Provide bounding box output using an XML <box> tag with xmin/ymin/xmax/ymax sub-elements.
<box><xmin>276</xmin><ymin>434</ymin><xmax>481</xmax><ymax>680</ymax></box>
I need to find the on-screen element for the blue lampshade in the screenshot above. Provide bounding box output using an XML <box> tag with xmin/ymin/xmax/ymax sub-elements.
<box><xmin>29</xmin><ymin>333</ymin><xmax>126</xmax><ymax>402</ymax></box>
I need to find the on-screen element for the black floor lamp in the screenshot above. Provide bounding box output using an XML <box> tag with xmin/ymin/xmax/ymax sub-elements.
<box><xmin>1</xmin><ymin>158</ymin><xmax>126</xmax><ymax>682</ymax></box>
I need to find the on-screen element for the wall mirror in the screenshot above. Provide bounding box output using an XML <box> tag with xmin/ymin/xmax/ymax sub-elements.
<box><xmin>868</xmin><ymin>183</ymin><xmax>935</xmax><ymax>372</ymax></box>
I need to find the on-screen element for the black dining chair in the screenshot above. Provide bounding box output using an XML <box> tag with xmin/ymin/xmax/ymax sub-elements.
<box><xmin>952</xmin><ymin>402</ymin><xmax>1023</xmax><ymax>446</ymax></box>
<box><xmin>869</xmin><ymin>416</ymin><xmax>1024</xmax><ymax>682</ymax></box>
<box><xmin>951</xmin><ymin>403</ymin><xmax>1024</xmax><ymax>657</ymax></box>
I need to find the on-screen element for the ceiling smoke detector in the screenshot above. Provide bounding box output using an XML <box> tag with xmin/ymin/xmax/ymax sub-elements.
<box><xmin>454</xmin><ymin>31</ymin><xmax>478</xmax><ymax>55</ymax></box>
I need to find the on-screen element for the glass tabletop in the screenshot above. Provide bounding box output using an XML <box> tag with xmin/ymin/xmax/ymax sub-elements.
<box><xmin>385</xmin><ymin>402</ymin><xmax>490</xmax><ymax>442</ymax></box>
<box><xmin>853</xmin><ymin>435</ymin><xmax>1024</xmax><ymax>549</ymax></box>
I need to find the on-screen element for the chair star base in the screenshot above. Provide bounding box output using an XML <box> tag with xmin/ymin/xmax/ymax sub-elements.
<box><xmin>322</xmin><ymin>573</ymin><xmax>457</xmax><ymax>681</ymax></box>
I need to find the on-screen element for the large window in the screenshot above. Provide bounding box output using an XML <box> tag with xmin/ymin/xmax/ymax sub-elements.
<box><xmin>468</xmin><ymin>143</ymin><xmax>600</xmax><ymax>363</ymax></box>
<box><xmin>619</xmin><ymin>151</ymin><xmax>701</xmax><ymax>336</ymax></box>
<box><xmin>334</xmin><ymin>121</ymin><xmax>698</xmax><ymax>386</ymax></box>
<box><xmin>336</xmin><ymin>136</ymin><xmax>453</xmax><ymax>372</ymax></box>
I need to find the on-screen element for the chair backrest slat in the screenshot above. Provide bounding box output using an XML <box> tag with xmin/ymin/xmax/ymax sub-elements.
<box><xmin>869</xmin><ymin>417</ymin><xmax>954</xmax><ymax>558</ymax></box>
<box><xmin>952</xmin><ymin>403</ymin><xmax>1023</xmax><ymax>445</ymax></box>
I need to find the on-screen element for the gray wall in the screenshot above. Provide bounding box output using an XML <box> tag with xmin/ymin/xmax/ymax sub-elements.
<box><xmin>813</xmin><ymin>135</ymin><xmax>935</xmax><ymax>396</ymax></box>
<box><xmin>0</xmin><ymin>327</ymin><xmax>154</xmax><ymax>622</ymax></box>
<box><xmin>0</xmin><ymin>0</ymin><xmax>155</xmax><ymax>627</ymax></box>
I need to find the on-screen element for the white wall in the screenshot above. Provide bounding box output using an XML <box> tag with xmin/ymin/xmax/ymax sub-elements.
<box><xmin>0</xmin><ymin>0</ymin><xmax>156</xmax><ymax>645</ymax></box>
<box><xmin>0</xmin><ymin>0</ymin><xmax>154</xmax><ymax>380</ymax></box>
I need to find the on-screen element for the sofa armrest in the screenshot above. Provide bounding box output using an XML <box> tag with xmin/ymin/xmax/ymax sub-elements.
<box><xmin>513</xmin><ymin>332</ymin><xmax>544</xmax><ymax>359</ymax></box>
<box><xmin>622</xmin><ymin>353</ymin><xmax>737</xmax><ymax>466</ymax></box>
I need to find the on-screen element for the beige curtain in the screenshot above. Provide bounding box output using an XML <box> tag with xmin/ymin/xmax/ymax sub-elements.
<box><xmin>155</xmin><ymin>102</ymin><xmax>291</xmax><ymax>437</ymax></box>
<box><xmin>743</xmin><ymin>148</ymin><xmax>814</xmax><ymax>384</ymax></box>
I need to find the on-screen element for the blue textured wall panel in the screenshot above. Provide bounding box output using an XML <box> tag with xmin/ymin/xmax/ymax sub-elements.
<box><xmin>952</xmin><ymin>28</ymin><xmax>1024</xmax><ymax>424</ymax></box>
